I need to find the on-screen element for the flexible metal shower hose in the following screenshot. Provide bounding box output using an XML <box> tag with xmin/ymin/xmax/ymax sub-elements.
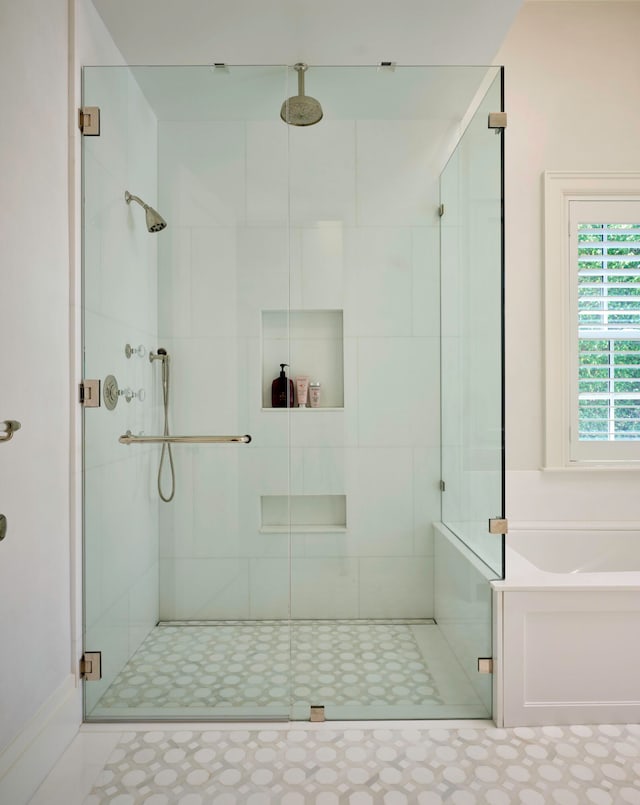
<box><xmin>158</xmin><ymin>360</ymin><xmax>175</xmax><ymax>503</ymax></box>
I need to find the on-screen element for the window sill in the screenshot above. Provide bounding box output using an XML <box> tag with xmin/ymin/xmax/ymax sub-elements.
<box><xmin>541</xmin><ymin>463</ymin><xmax>640</xmax><ymax>472</ymax></box>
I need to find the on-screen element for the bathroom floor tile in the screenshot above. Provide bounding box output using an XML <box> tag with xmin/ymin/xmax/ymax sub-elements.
<box><xmin>92</xmin><ymin>620</ymin><xmax>452</xmax><ymax>716</ymax></box>
<box><xmin>80</xmin><ymin>723</ymin><xmax>640</xmax><ymax>805</ymax></box>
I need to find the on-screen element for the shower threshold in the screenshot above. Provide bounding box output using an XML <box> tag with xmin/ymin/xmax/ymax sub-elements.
<box><xmin>87</xmin><ymin>620</ymin><xmax>488</xmax><ymax>722</ymax></box>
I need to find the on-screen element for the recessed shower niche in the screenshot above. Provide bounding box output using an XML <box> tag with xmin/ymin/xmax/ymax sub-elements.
<box><xmin>260</xmin><ymin>494</ymin><xmax>347</xmax><ymax>532</ymax></box>
<box><xmin>261</xmin><ymin>310</ymin><xmax>344</xmax><ymax>409</ymax></box>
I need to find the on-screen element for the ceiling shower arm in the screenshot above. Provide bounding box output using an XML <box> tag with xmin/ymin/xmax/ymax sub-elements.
<box><xmin>297</xmin><ymin>62</ymin><xmax>306</xmax><ymax>95</ymax></box>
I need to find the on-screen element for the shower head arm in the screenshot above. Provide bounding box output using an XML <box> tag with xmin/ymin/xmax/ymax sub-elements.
<box><xmin>295</xmin><ymin>63</ymin><xmax>307</xmax><ymax>96</ymax></box>
<box><xmin>124</xmin><ymin>191</ymin><xmax>148</xmax><ymax>211</ymax></box>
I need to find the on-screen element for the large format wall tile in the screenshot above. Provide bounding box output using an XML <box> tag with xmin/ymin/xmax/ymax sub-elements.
<box><xmin>359</xmin><ymin>556</ymin><xmax>434</xmax><ymax>618</ymax></box>
<box><xmin>159</xmin><ymin>122</ymin><xmax>246</xmax><ymax>227</ymax></box>
<box><xmin>357</xmin><ymin>337</ymin><xmax>440</xmax><ymax>448</ymax></box>
<box><xmin>156</xmin><ymin>112</ymin><xmax>444</xmax><ymax>621</ymax></box>
<box><xmin>159</xmin><ymin>557</ymin><xmax>250</xmax><ymax>620</ymax></box>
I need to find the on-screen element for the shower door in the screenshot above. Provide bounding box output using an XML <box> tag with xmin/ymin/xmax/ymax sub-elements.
<box><xmin>284</xmin><ymin>65</ymin><xmax>504</xmax><ymax>721</ymax></box>
<box><xmin>82</xmin><ymin>65</ymin><xmax>294</xmax><ymax>720</ymax></box>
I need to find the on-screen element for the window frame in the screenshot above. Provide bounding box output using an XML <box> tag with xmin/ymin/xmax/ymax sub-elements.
<box><xmin>543</xmin><ymin>172</ymin><xmax>640</xmax><ymax>469</ymax></box>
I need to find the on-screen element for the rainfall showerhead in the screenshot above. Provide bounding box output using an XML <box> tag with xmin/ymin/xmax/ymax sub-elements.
<box><xmin>124</xmin><ymin>191</ymin><xmax>167</xmax><ymax>233</ymax></box>
<box><xmin>280</xmin><ymin>63</ymin><xmax>323</xmax><ymax>127</ymax></box>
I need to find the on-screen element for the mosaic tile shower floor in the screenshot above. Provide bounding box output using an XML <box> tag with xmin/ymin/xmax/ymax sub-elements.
<box><xmin>78</xmin><ymin>724</ymin><xmax>640</xmax><ymax>805</ymax></box>
<box><xmin>94</xmin><ymin>621</ymin><xmax>479</xmax><ymax>718</ymax></box>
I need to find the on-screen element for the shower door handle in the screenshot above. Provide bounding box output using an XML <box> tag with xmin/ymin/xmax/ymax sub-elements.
<box><xmin>119</xmin><ymin>431</ymin><xmax>252</xmax><ymax>445</ymax></box>
<box><xmin>0</xmin><ymin>420</ymin><xmax>21</xmax><ymax>443</ymax></box>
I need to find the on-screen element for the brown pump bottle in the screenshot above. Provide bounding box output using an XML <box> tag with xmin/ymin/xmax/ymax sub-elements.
<box><xmin>272</xmin><ymin>363</ymin><xmax>294</xmax><ymax>408</ymax></box>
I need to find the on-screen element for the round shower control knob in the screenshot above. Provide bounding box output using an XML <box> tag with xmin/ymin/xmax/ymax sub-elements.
<box><xmin>125</xmin><ymin>343</ymin><xmax>146</xmax><ymax>359</ymax></box>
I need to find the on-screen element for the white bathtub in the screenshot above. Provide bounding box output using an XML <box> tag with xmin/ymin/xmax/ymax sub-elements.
<box><xmin>507</xmin><ymin>527</ymin><xmax>640</xmax><ymax>582</ymax></box>
<box><xmin>494</xmin><ymin>527</ymin><xmax>640</xmax><ymax>727</ymax></box>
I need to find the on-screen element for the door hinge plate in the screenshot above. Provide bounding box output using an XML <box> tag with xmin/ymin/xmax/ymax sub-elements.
<box><xmin>488</xmin><ymin>517</ymin><xmax>508</xmax><ymax>535</ymax></box>
<box><xmin>80</xmin><ymin>651</ymin><xmax>102</xmax><ymax>681</ymax></box>
<box><xmin>488</xmin><ymin>112</ymin><xmax>507</xmax><ymax>130</ymax></box>
<box><xmin>438</xmin><ymin>203</ymin><xmax>445</xmax><ymax>218</ymax></box>
<box><xmin>439</xmin><ymin>480</ymin><xmax>446</xmax><ymax>492</ymax></box>
<box><xmin>478</xmin><ymin>658</ymin><xmax>494</xmax><ymax>674</ymax></box>
<box><xmin>79</xmin><ymin>106</ymin><xmax>100</xmax><ymax>136</ymax></box>
<box><xmin>310</xmin><ymin>705</ymin><xmax>325</xmax><ymax>722</ymax></box>
<box><xmin>80</xmin><ymin>379</ymin><xmax>101</xmax><ymax>407</ymax></box>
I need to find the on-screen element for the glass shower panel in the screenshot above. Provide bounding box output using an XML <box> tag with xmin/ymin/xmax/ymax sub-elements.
<box><xmin>82</xmin><ymin>66</ymin><xmax>293</xmax><ymax>720</ymax></box>
<box><xmin>440</xmin><ymin>69</ymin><xmax>505</xmax><ymax>576</ymax></box>
<box><xmin>83</xmin><ymin>63</ymin><xmax>504</xmax><ymax>724</ymax></box>
<box><xmin>286</xmin><ymin>65</ymin><xmax>500</xmax><ymax>721</ymax></box>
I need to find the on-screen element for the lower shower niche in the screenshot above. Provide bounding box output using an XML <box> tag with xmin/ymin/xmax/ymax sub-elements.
<box><xmin>260</xmin><ymin>494</ymin><xmax>347</xmax><ymax>533</ymax></box>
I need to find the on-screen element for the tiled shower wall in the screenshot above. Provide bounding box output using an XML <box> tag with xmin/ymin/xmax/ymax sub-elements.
<box><xmin>83</xmin><ymin>67</ymin><xmax>160</xmax><ymax>711</ymax></box>
<box><xmin>157</xmin><ymin>110</ymin><xmax>454</xmax><ymax>620</ymax></box>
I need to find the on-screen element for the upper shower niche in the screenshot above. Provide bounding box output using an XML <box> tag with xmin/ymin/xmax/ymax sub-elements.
<box><xmin>261</xmin><ymin>310</ymin><xmax>344</xmax><ymax>410</ymax></box>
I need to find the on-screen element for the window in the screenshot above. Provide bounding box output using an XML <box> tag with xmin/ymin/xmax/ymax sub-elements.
<box><xmin>571</xmin><ymin>202</ymin><xmax>640</xmax><ymax>460</ymax></box>
<box><xmin>544</xmin><ymin>173</ymin><xmax>640</xmax><ymax>467</ymax></box>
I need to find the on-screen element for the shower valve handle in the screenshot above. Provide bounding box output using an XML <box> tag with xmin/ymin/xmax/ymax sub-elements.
<box><xmin>118</xmin><ymin>387</ymin><xmax>145</xmax><ymax>403</ymax></box>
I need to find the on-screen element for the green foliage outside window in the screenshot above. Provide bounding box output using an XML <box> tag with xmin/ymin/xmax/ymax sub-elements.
<box><xmin>577</xmin><ymin>225</ymin><xmax>640</xmax><ymax>440</ymax></box>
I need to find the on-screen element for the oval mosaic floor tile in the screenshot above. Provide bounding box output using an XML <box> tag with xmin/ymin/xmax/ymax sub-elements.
<box><xmin>84</xmin><ymin>725</ymin><xmax>640</xmax><ymax>804</ymax></box>
<box><xmin>97</xmin><ymin>621</ymin><xmax>444</xmax><ymax>712</ymax></box>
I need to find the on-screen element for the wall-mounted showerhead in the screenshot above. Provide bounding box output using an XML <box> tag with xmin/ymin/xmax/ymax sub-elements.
<box><xmin>125</xmin><ymin>191</ymin><xmax>167</xmax><ymax>233</ymax></box>
<box><xmin>280</xmin><ymin>63</ymin><xmax>323</xmax><ymax>127</ymax></box>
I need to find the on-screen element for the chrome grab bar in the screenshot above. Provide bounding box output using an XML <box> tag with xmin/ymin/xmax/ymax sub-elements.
<box><xmin>119</xmin><ymin>430</ymin><xmax>251</xmax><ymax>445</ymax></box>
<box><xmin>0</xmin><ymin>420</ymin><xmax>21</xmax><ymax>443</ymax></box>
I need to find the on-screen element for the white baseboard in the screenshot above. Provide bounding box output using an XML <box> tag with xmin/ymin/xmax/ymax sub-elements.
<box><xmin>0</xmin><ymin>674</ymin><xmax>82</xmax><ymax>805</ymax></box>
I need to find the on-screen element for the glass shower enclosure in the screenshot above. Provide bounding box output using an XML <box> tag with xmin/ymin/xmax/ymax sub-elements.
<box><xmin>82</xmin><ymin>64</ymin><xmax>504</xmax><ymax>722</ymax></box>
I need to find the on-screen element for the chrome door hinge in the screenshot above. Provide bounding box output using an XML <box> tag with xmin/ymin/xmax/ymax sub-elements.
<box><xmin>438</xmin><ymin>203</ymin><xmax>445</xmax><ymax>218</ymax></box>
<box><xmin>78</xmin><ymin>106</ymin><xmax>100</xmax><ymax>136</ymax></box>
<box><xmin>477</xmin><ymin>658</ymin><xmax>494</xmax><ymax>674</ymax></box>
<box><xmin>488</xmin><ymin>517</ymin><xmax>508</xmax><ymax>535</ymax></box>
<box><xmin>79</xmin><ymin>379</ymin><xmax>101</xmax><ymax>407</ymax></box>
<box><xmin>488</xmin><ymin>112</ymin><xmax>507</xmax><ymax>130</ymax></box>
<box><xmin>80</xmin><ymin>651</ymin><xmax>102</xmax><ymax>681</ymax></box>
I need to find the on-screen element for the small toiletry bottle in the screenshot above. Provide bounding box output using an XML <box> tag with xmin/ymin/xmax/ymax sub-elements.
<box><xmin>272</xmin><ymin>363</ymin><xmax>294</xmax><ymax>408</ymax></box>
<box><xmin>295</xmin><ymin>376</ymin><xmax>310</xmax><ymax>407</ymax></box>
<box><xmin>309</xmin><ymin>381</ymin><xmax>321</xmax><ymax>408</ymax></box>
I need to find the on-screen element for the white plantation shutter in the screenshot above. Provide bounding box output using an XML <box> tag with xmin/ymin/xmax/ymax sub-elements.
<box><xmin>570</xmin><ymin>200</ymin><xmax>640</xmax><ymax>461</ymax></box>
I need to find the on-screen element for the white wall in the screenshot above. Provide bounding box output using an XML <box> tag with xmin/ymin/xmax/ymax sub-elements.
<box><xmin>156</xmin><ymin>86</ymin><xmax>452</xmax><ymax>620</ymax></box>
<box><xmin>0</xmin><ymin>0</ymin><xmax>158</xmax><ymax>796</ymax></box>
<box><xmin>0</xmin><ymin>0</ymin><xmax>73</xmax><ymax>755</ymax></box>
<box><xmin>497</xmin><ymin>0</ymin><xmax>640</xmax><ymax>523</ymax></box>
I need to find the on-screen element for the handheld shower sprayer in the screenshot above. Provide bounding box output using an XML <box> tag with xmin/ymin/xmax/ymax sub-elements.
<box><xmin>149</xmin><ymin>348</ymin><xmax>175</xmax><ymax>502</ymax></box>
<box><xmin>124</xmin><ymin>191</ymin><xmax>167</xmax><ymax>233</ymax></box>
